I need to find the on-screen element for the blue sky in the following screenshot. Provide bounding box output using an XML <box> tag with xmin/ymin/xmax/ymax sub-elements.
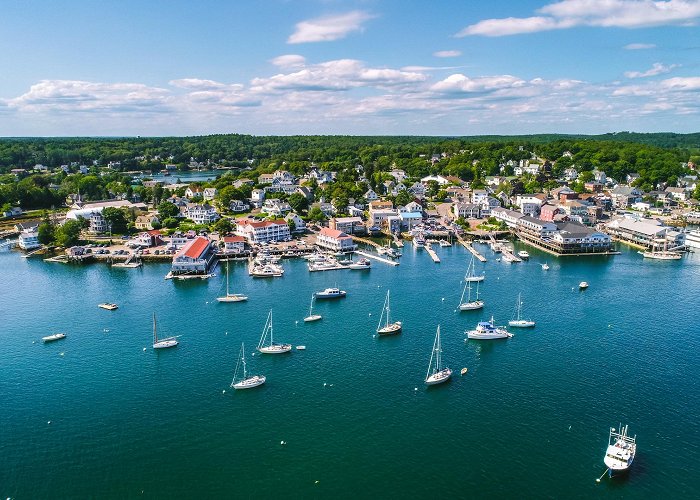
<box><xmin>1</xmin><ymin>0</ymin><xmax>699</xmax><ymax>136</ymax></box>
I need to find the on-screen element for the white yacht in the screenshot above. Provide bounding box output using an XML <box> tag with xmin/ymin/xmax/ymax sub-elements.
<box><xmin>348</xmin><ymin>258</ymin><xmax>371</xmax><ymax>270</ymax></box>
<box><xmin>376</xmin><ymin>290</ymin><xmax>402</xmax><ymax>335</ymax></box>
<box><xmin>257</xmin><ymin>310</ymin><xmax>291</xmax><ymax>354</ymax></box>
<box><xmin>152</xmin><ymin>313</ymin><xmax>179</xmax><ymax>349</ymax></box>
<box><xmin>249</xmin><ymin>263</ymin><xmax>284</xmax><ymax>277</ymax></box>
<box><xmin>686</xmin><ymin>229</ymin><xmax>700</xmax><ymax>249</ymax></box>
<box><xmin>604</xmin><ymin>424</ymin><xmax>636</xmax><ymax>477</ymax></box>
<box><xmin>508</xmin><ymin>293</ymin><xmax>535</xmax><ymax>328</ymax></box>
<box><xmin>579</xmin><ymin>281</ymin><xmax>589</xmax><ymax>290</ymax></box>
<box><xmin>303</xmin><ymin>294</ymin><xmax>322</xmax><ymax>322</ymax></box>
<box><xmin>315</xmin><ymin>287</ymin><xmax>346</xmax><ymax>299</ymax></box>
<box><xmin>517</xmin><ymin>250</ymin><xmax>530</xmax><ymax>260</ymax></box>
<box><xmin>425</xmin><ymin>325</ymin><xmax>451</xmax><ymax>385</ymax></box>
<box><xmin>98</xmin><ymin>303</ymin><xmax>118</xmax><ymax>310</ymax></box>
<box><xmin>217</xmin><ymin>260</ymin><xmax>248</xmax><ymax>302</ymax></box>
<box><xmin>438</xmin><ymin>239</ymin><xmax>452</xmax><ymax>247</ymax></box>
<box><xmin>466</xmin><ymin>317</ymin><xmax>512</xmax><ymax>340</ymax></box>
<box><xmin>42</xmin><ymin>333</ymin><xmax>66</xmax><ymax>343</ymax></box>
<box><xmin>458</xmin><ymin>278</ymin><xmax>483</xmax><ymax>311</ymax></box>
<box><xmin>231</xmin><ymin>343</ymin><xmax>265</xmax><ymax>390</ymax></box>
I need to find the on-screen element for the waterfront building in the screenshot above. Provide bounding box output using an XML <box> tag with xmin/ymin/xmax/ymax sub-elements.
<box><xmin>453</xmin><ymin>203</ymin><xmax>481</xmax><ymax>219</ymax></box>
<box><xmin>516</xmin><ymin>216</ymin><xmax>557</xmax><ymax>238</ymax></box>
<box><xmin>539</xmin><ymin>204</ymin><xmax>564</xmax><ymax>222</ymax></box>
<box><xmin>171</xmin><ymin>236</ymin><xmax>214</xmax><ymax>275</ymax></box>
<box><xmin>551</xmin><ymin>222</ymin><xmax>612</xmax><ymax>251</ymax></box>
<box><xmin>330</xmin><ymin>217</ymin><xmax>365</xmax><ymax>235</ymax></box>
<box><xmin>315</xmin><ymin>227</ymin><xmax>356</xmax><ymax>253</ymax></box>
<box><xmin>235</xmin><ymin>219</ymin><xmax>290</xmax><ymax>243</ymax></box>
<box><xmin>491</xmin><ymin>207</ymin><xmax>524</xmax><ymax>228</ymax></box>
<box><xmin>222</xmin><ymin>235</ymin><xmax>246</xmax><ymax>254</ymax></box>
<box><xmin>18</xmin><ymin>227</ymin><xmax>40</xmax><ymax>250</ymax></box>
<box><xmin>167</xmin><ymin>232</ymin><xmax>188</xmax><ymax>250</ymax></box>
<box><xmin>398</xmin><ymin>212</ymin><xmax>423</xmax><ymax>230</ymax></box>
<box><xmin>134</xmin><ymin>230</ymin><xmax>164</xmax><ymax>248</ymax></box>
<box><xmin>605</xmin><ymin>218</ymin><xmax>684</xmax><ymax>249</ymax></box>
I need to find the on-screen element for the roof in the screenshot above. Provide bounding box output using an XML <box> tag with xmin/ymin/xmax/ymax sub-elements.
<box><xmin>610</xmin><ymin>218</ymin><xmax>666</xmax><ymax>236</ymax></box>
<box><xmin>399</xmin><ymin>212</ymin><xmax>423</xmax><ymax>219</ymax></box>
<box><xmin>237</xmin><ymin>219</ymin><xmax>286</xmax><ymax>228</ymax></box>
<box><xmin>319</xmin><ymin>227</ymin><xmax>351</xmax><ymax>239</ymax></box>
<box><xmin>146</xmin><ymin>230</ymin><xmax>163</xmax><ymax>236</ymax></box>
<box><xmin>177</xmin><ymin>236</ymin><xmax>210</xmax><ymax>260</ymax></box>
<box><xmin>223</xmin><ymin>236</ymin><xmax>245</xmax><ymax>243</ymax></box>
<box><xmin>554</xmin><ymin>221</ymin><xmax>596</xmax><ymax>238</ymax></box>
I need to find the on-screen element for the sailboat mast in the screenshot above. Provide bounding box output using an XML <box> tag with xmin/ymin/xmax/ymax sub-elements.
<box><xmin>386</xmin><ymin>290</ymin><xmax>391</xmax><ymax>326</ymax></box>
<box><xmin>153</xmin><ymin>313</ymin><xmax>157</xmax><ymax>344</ymax></box>
<box><xmin>268</xmin><ymin>310</ymin><xmax>273</xmax><ymax>345</ymax></box>
<box><xmin>436</xmin><ymin>325</ymin><xmax>442</xmax><ymax>371</ymax></box>
<box><xmin>226</xmin><ymin>260</ymin><xmax>230</xmax><ymax>296</ymax></box>
<box><xmin>241</xmin><ymin>343</ymin><xmax>247</xmax><ymax>379</ymax></box>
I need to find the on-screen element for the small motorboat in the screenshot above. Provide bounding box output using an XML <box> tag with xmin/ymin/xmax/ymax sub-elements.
<box><xmin>460</xmin><ymin>367</ymin><xmax>468</xmax><ymax>376</ymax></box>
<box><xmin>315</xmin><ymin>287</ymin><xmax>347</xmax><ymax>299</ymax></box>
<box><xmin>42</xmin><ymin>333</ymin><xmax>66</xmax><ymax>343</ymax></box>
<box><xmin>542</xmin><ymin>263</ymin><xmax>550</xmax><ymax>270</ymax></box>
<box><xmin>579</xmin><ymin>281</ymin><xmax>589</xmax><ymax>290</ymax></box>
<box><xmin>98</xmin><ymin>303</ymin><xmax>118</xmax><ymax>310</ymax></box>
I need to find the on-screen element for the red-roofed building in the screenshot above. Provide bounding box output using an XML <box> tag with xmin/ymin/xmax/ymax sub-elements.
<box><xmin>134</xmin><ymin>229</ymin><xmax>165</xmax><ymax>248</ymax></box>
<box><xmin>316</xmin><ymin>227</ymin><xmax>356</xmax><ymax>253</ymax></box>
<box><xmin>235</xmin><ymin>219</ymin><xmax>291</xmax><ymax>243</ymax></box>
<box><xmin>222</xmin><ymin>235</ymin><xmax>246</xmax><ymax>254</ymax></box>
<box><xmin>171</xmin><ymin>236</ymin><xmax>214</xmax><ymax>275</ymax></box>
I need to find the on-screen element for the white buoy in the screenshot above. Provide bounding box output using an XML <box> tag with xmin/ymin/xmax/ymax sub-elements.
<box><xmin>329</xmin><ymin>384</ymin><xmax>333</xmax><ymax>387</ymax></box>
<box><xmin>59</xmin><ymin>352</ymin><xmax>65</xmax><ymax>356</ymax></box>
<box><xmin>143</xmin><ymin>347</ymin><xmax>146</xmax><ymax>351</ymax></box>
<box><xmin>414</xmin><ymin>387</ymin><xmax>418</xmax><ymax>391</ymax></box>
<box><xmin>323</xmin><ymin>382</ymin><xmax>327</xmax><ymax>386</ymax></box>
<box><xmin>295</xmin><ymin>320</ymin><xmax>298</xmax><ymax>324</ymax></box>
<box><xmin>47</xmin><ymin>421</ymin><xmax>51</xmax><ymax>424</ymax></box>
<box><xmin>222</xmin><ymin>390</ymin><xmax>226</xmax><ymax>394</ymax></box>
<box><xmin>441</xmin><ymin>298</ymin><xmax>445</xmax><ymax>301</ymax></box>
<box><xmin>568</xmin><ymin>425</ymin><xmax>572</xmax><ymax>430</ymax></box>
<box><xmin>280</xmin><ymin>440</ymin><xmax>286</xmax><ymax>445</ymax></box>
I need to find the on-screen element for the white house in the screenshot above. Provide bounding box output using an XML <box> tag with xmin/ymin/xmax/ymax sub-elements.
<box><xmin>171</xmin><ymin>236</ymin><xmax>214</xmax><ymax>275</ymax></box>
<box><xmin>18</xmin><ymin>227</ymin><xmax>41</xmax><ymax>250</ymax></box>
<box><xmin>185</xmin><ymin>204</ymin><xmax>220</xmax><ymax>225</ymax></box>
<box><xmin>516</xmin><ymin>216</ymin><xmax>557</xmax><ymax>238</ymax></box>
<box><xmin>420</xmin><ymin>174</ymin><xmax>451</xmax><ymax>186</ymax></box>
<box><xmin>364</xmin><ymin>189</ymin><xmax>379</xmax><ymax>202</ymax></box>
<box><xmin>563</xmin><ymin>168</ymin><xmax>579</xmax><ymax>181</ymax></box>
<box><xmin>515</xmin><ymin>195</ymin><xmax>544</xmax><ymax>217</ymax></box>
<box><xmin>235</xmin><ymin>219</ymin><xmax>291</xmax><ymax>243</ymax></box>
<box><xmin>284</xmin><ymin>213</ymin><xmax>306</xmax><ymax>233</ymax></box>
<box><xmin>453</xmin><ymin>203</ymin><xmax>481</xmax><ymax>219</ymax></box>
<box><xmin>185</xmin><ymin>186</ymin><xmax>204</xmax><ymax>198</ymax></box>
<box><xmin>261</xmin><ymin>199</ymin><xmax>292</xmax><ymax>217</ymax></box>
<box><xmin>315</xmin><ymin>227</ymin><xmax>356</xmax><ymax>253</ymax></box>
<box><xmin>167</xmin><ymin>232</ymin><xmax>189</xmax><ymax>250</ymax></box>
<box><xmin>250</xmin><ymin>189</ymin><xmax>265</xmax><ymax>208</ymax></box>
<box><xmin>203</xmin><ymin>188</ymin><xmax>217</xmax><ymax>201</ymax></box>
<box><xmin>472</xmin><ymin>189</ymin><xmax>489</xmax><ymax>205</ymax></box>
<box><xmin>222</xmin><ymin>235</ymin><xmax>246</xmax><ymax>254</ymax></box>
<box><xmin>408</xmin><ymin>182</ymin><xmax>426</xmax><ymax>199</ymax></box>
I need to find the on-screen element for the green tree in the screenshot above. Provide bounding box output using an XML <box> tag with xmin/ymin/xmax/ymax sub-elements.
<box><xmin>307</xmin><ymin>206</ymin><xmax>327</xmax><ymax>222</ymax></box>
<box><xmin>213</xmin><ymin>217</ymin><xmax>233</xmax><ymax>234</ymax></box>
<box><xmin>38</xmin><ymin>222</ymin><xmax>55</xmax><ymax>245</ymax></box>
<box><xmin>55</xmin><ymin>220</ymin><xmax>82</xmax><ymax>247</ymax></box>
<box><xmin>158</xmin><ymin>201</ymin><xmax>180</xmax><ymax>219</ymax></box>
<box><xmin>287</xmin><ymin>192</ymin><xmax>308</xmax><ymax>213</ymax></box>
<box><xmin>395</xmin><ymin>189</ymin><xmax>413</xmax><ymax>206</ymax></box>
<box><xmin>102</xmin><ymin>207</ymin><xmax>128</xmax><ymax>234</ymax></box>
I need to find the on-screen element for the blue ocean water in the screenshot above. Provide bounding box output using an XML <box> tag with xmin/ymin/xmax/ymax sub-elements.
<box><xmin>1</xmin><ymin>242</ymin><xmax>699</xmax><ymax>498</ymax></box>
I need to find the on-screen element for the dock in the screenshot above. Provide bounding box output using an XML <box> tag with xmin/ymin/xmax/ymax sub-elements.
<box><xmin>425</xmin><ymin>243</ymin><xmax>441</xmax><ymax>263</ymax></box>
<box><xmin>457</xmin><ymin>237</ymin><xmax>487</xmax><ymax>262</ymax></box>
<box><xmin>354</xmin><ymin>250</ymin><xmax>399</xmax><ymax>266</ymax></box>
<box><xmin>501</xmin><ymin>250</ymin><xmax>522</xmax><ymax>263</ymax></box>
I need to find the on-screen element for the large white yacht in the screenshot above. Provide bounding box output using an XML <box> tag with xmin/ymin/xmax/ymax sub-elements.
<box><xmin>466</xmin><ymin>317</ymin><xmax>512</xmax><ymax>340</ymax></box>
<box><xmin>315</xmin><ymin>287</ymin><xmax>346</xmax><ymax>299</ymax></box>
<box><xmin>603</xmin><ymin>424</ymin><xmax>636</xmax><ymax>477</ymax></box>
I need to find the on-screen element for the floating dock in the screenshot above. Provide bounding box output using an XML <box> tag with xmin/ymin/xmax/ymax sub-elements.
<box><xmin>501</xmin><ymin>251</ymin><xmax>522</xmax><ymax>263</ymax></box>
<box><xmin>425</xmin><ymin>243</ymin><xmax>441</xmax><ymax>263</ymax></box>
<box><xmin>457</xmin><ymin>237</ymin><xmax>487</xmax><ymax>262</ymax></box>
<box><xmin>354</xmin><ymin>250</ymin><xmax>399</xmax><ymax>266</ymax></box>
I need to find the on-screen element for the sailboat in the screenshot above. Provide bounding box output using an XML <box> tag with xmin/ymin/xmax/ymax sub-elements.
<box><xmin>425</xmin><ymin>325</ymin><xmax>452</xmax><ymax>385</ymax></box>
<box><xmin>217</xmin><ymin>260</ymin><xmax>248</xmax><ymax>302</ymax></box>
<box><xmin>376</xmin><ymin>289</ymin><xmax>402</xmax><ymax>335</ymax></box>
<box><xmin>231</xmin><ymin>343</ymin><xmax>266</xmax><ymax>390</ymax></box>
<box><xmin>458</xmin><ymin>278</ymin><xmax>484</xmax><ymax>311</ymax></box>
<box><xmin>464</xmin><ymin>256</ymin><xmax>484</xmax><ymax>282</ymax></box>
<box><xmin>256</xmin><ymin>310</ymin><xmax>292</xmax><ymax>354</ymax></box>
<box><xmin>508</xmin><ymin>293</ymin><xmax>535</xmax><ymax>328</ymax></box>
<box><xmin>152</xmin><ymin>312</ymin><xmax>179</xmax><ymax>349</ymax></box>
<box><xmin>303</xmin><ymin>294</ymin><xmax>322</xmax><ymax>322</ymax></box>
<box><xmin>642</xmin><ymin>229</ymin><xmax>682</xmax><ymax>260</ymax></box>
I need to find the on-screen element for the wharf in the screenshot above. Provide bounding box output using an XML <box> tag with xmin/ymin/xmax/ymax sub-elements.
<box><xmin>457</xmin><ymin>237</ymin><xmax>487</xmax><ymax>262</ymax></box>
<box><xmin>425</xmin><ymin>243</ymin><xmax>441</xmax><ymax>263</ymax></box>
<box><xmin>354</xmin><ymin>250</ymin><xmax>399</xmax><ymax>266</ymax></box>
<box><xmin>501</xmin><ymin>251</ymin><xmax>522</xmax><ymax>263</ymax></box>
<box><xmin>351</xmin><ymin>235</ymin><xmax>380</xmax><ymax>249</ymax></box>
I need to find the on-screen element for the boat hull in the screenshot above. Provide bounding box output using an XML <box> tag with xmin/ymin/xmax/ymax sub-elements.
<box><xmin>42</xmin><ymin>333</ymin><xmax>66</xmax><ymax>343</ymax></box>
<box><xmin>467</xmin><ymin>330</ymin><xmax>512</xmax><ymax>339</ymax></box>
<box><xmin>508</xmin><ymin>320</ymin><xmax>535</xmax><ymax>328</ymax></box>
<box><xmin>153</xmin><ymin>339</ymin><xmax>178</xmax><ymax>349</ymax></box>
<box><xmin>217</xmin><ymin>294</ymin><xmax>248</xmax><ymax>302</ymax></box>
<box><xmin>377</xmin><ymin>322</ymin><xmax>402</xmax><ymax>335</ymax></box>
<box><xmin>459</xmin><ymin>301</ymin><xmax>484</xmax><ymax>311</ymax></box>
<box><xmin>304</xmin><ymin>315</ymin><xmax>322</xmax><ymax>322</ymax></box>
<box><xmin>233</xmin><ymin>375</ymin><xmax>266</xmax><ymax>390</ymax></box>
<box><xmin>258</xmin><ymin>344</ymin><xmax>292</xmax><ymax>354</ymax></box>
<box><xmin>315</xmin><ymin>292</ymin><xmax>346</xmax><ymax>299</ymax></box>
<box><xmin>425</xmin><ymin>368</ymin><xmax>452</xmax><ymax>385</ymax></box>
<box><xmin>465</xmin><ymin>276</ymin><xmax>484</xmax><ymax>282</ymax></box>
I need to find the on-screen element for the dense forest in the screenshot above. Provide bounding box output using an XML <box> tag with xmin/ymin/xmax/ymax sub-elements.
<box><xmin>1</xmin><ymin>133</ymin><xmax>698</xmax><ymax>212</ymax></box>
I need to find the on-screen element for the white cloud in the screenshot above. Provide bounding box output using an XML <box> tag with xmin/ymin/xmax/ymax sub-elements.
<box><xmin>457</xmin><ymin>0</ymin><xmax>700</xmax><ymax>37</ymax></box>
<box><xmin>624</xmin><ymin>42</ymin><xmax>657</xmax><ymax>49</ymax></box>
<box><xmin>430</xmin><ymin>74</ymin><xmax>526</xmax><ymax>94</ymax></box>
<box><xmin>270</xmin><ymin>54</ymin><xmax>307</xmax><ymax>69</ymax></box>
<box><xmin>287</xmin><ymin>11</ymin><xmax>375</xmax><ymax>44</ymax></box>
<box><xmin>433</xmin><ymin>50</ymin><xmax>462</xmax><ymax>58</ymax></box>
<box><xmin>624</xmin><ymin>62</ymin><xmax>679</xmax><ymax>78</ymax></box>
<box><xmin>251</xmin><ymin>59</ymin><xmax>427</xmax><ymax>93</ymax></box>
<box><xmin>660</xmin><ymin>76</ymin><xmax>700</xmax><ymax>90</ymax></box>
<box><xmin>169</xmin><ymin>79</ymin><xmax>231</xmax><ymax>90</ymax></box>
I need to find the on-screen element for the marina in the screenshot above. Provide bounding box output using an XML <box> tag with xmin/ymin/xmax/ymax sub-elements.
<box><xmin>2</xmin><ymin>243</ymin><xmax>700</xmax><ymax>498</ymax></box>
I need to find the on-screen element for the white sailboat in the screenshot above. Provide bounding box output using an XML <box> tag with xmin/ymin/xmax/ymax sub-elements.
<box><xmin>604</xmin><ymin>424</ymin><xmax>636</xmax><ymax>477</ymax></box>
<box><xmin>217</xmin><ymin>260</ymin><xmax>248</xmax><ymax>302</ymax></box>
<box><xmin>425</xmin><ymin>325</ymin><xmax>452</xmax><ymax>385</ymax></box>
<box><xmin>508</xmin><ymin>293</ymin><xmax>535</xmax><ymax>328</ymax></box>
<box><xmin>152</xmin><ymin>313</ymin><xmax>179</xmax><ymax>349</ymax></box>
<box><xmin>303</xmin><ymin>294</ymin><xmax>322</xmax><ymax>322</ymax></box>
<box><xmin>464</xmin><ymin>256</ymin><xmax>484</xmax><ymax>282</ymax></box>
<box><xmin>541</xmin><ymin>263</ymin><xmax>550</xmax><ymax>270</ymax></box>
<box><xmin>257</xmin><ymin>310</ymin><xmax>291</xmax><ymax>354</ymax></box>
<box><xmin>231</xmin><ymin>343</ymin><xmax>266</xmax><ymax>390</ymax></box>
<box><xmin>458</xmin><ymin>278</ymin><xmax>484</xmax><ymax>311</ymax></box>
<box><xmin>376</xmin><ymin>289</ymin><xmax>402</xmax><ymax>335</ymax></box>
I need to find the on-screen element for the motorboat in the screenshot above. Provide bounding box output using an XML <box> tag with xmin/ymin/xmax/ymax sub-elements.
<box><xmin>517</xmin><ymin>250</ymin><xmax>530</xmax><ymax>260</ymax></box>
<box><xmin>603</xmin><ymin>424</ymin><xmax>636</xmax><ymax>477</ymax></box>
<box><xmin>315</xmin><ymin>287</ymin><xmax>346</xmax><ymax>299</ymax></box>
<box><xmin>42</xmin><ymin>333</ymin><xmax>66</xmax><ymax>343</ymax></box>
<box><xmin>98</xmin><ymin>303</ymin><xmax>118</xmax><ymax>310</ymax></box>
<box><xmin>466</xmin><ymin>317</ymin><xmax>512</xmax><ymax>340</ymax></box>
<box><xmin>541</xmin><ymin>263</ymin><xmax>550</xmax><ymax>270</ymax></box>
<box><xmin>579</xmin><ymin>281</ymin><xmax>589</xmax><ymax>290</ymax></box>
<box><xmin>348</xmin><ymin>258</ymin><xmax>371</xmax><ymax>270</ymax></box>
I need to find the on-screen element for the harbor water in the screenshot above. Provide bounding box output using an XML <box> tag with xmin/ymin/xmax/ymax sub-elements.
<box><xmin>1</xmin><ymin>243</ymin><xmax>699</xmax><ymax>498</ymax></box>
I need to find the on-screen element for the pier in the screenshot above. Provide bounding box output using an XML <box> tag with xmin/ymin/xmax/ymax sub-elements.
<box><xmin>425</xmin><ymin>243</ymin><xmax>441</xmax><ymax>263</ymax></box>
<box><xmin>354</xmin><ymin>250</ymin><xmax>400</xmax><ymax>266</ymax></box>
<box><xmin>501</xmin><ymin>250</ymin><xmax>522</xmax><ymax>263</ymax></box>
<box><xmin>456</xmin><ymin>237</ymin><xmax>487</xmax><ymax>262</ymax></box>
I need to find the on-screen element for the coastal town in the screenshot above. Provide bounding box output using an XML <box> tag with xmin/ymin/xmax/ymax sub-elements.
<box><xmin>2</xmin><ymin>142</ymin><xmax>699</xmax><ymax>276</ymax></box>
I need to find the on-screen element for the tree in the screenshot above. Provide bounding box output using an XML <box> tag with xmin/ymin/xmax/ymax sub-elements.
<box><xmin>213</xmin><ymin>217</ymin><xmax>233</xmax><ymax>234</ymax></box>
<box><xmin>307</xmin><ymin>206</ymin><xmax>326</xmax><ymax>222</ymax></box>
<box><xmin>157</xmin><ymin>201</ymin><xmax>180</xmax><ymax>220</ymax></box>
<box><xmin>287</xmin><ymin>192</ymin><xmax>308</xmax><ymax>213</ymax></box>
<box><xmin>38</xmin><ymin>222</ymin><xmax>55</xmax><ymax>245</ymax></box>
<box><xmin>395</xmin><ymin>189</ymin><xmax>413</xmax><ymax>207</ymax></box>
<box><xmin>102</xmin><ymin>207</ymin><xmax>129</xmax><ymax>234</ymax></box>
<box><xmin>55</xmin><ymin>220</ymin><xmax>82</xmax><ymax>247</ymax></box>
<box><xmin>426</xmin><ymin>180</ymin><xmax>440</xmax><ymax>198</ymax></box>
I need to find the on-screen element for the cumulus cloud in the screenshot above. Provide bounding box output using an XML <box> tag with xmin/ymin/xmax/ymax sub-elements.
<box><xmin>169</xmin><ymin>78</ymin><xmax>231</xmax><ymax>90</ymax></box>
<box><xmin>287</xmin><ymin>11</ymin><xmax>376</xmax><ymax>44</ymax></box>
<box><xmin>433</xmin><ymin>50</ymin><xmax>462</xmax><ymax>58</ymax></box>
<box><xmin>624</xmin><ymin>62</ymin><xmax>679</xmax><ymax>78</ymax></box>
<box><xmin>430</xmin><ymin>74</ymin><xmax>526</xmax><ymax>94</ymax></box>
<box><xmin>9</xmin><ymin>80</ymin><xmax>170</xmax><ymax>112</ymax></box>
<box><xmin>457</xmin><ymin>0</ymin><xmax>700</xmax><ymax>37</ymax></box>
<box><xmin>624</xmin><ymin>42</ymin><xmax>657</xmax><ymax>49</ymax></box>
<box><xmin>270</xmin><ymin>54</ymin><xmax>307</xmax><ymax>69</ymax></box>
<box><xmin>251</xmin><ymin>59</ymin><xmax>427</xmax><ymax>92</ymax></box>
